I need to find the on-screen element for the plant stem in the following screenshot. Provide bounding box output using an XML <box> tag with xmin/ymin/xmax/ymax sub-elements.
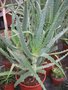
<box><xmin>32</xmin><ymin>57</ymin><xmax>37</xmax><ymax>73</ymax></box>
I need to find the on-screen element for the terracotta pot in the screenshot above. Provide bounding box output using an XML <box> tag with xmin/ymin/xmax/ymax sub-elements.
<box><xmin>43</xmin><ymin>55</ymin><xmax>58</xmax><ymax>76</ymax></box>
<box><xmin>6</xmin><ymin>13</ymin><xmax>12</xmax><ymax>27</ymax></box>
<box><xmin>3</xmin><ymin>82</ymin><xmax>14</xmax><ymax>90</ymax></box>
<box><xmin>51</xmin><ymin>74</ymin><xmax>64</xmax><ymax>86</ymax></box>
<box><xmin>0</xmin><ymin>11</ymin><xmax>12</xmax><ymax>28</ymax></box>
<box><xmin>1</xmin><ymin>56</ymin><xmax>11</xmax><ymax>69</ymax></box>
<box><xmin>43</xmin><ymin>60</ymin><xmax>53</xmax><ymax>76</ymax></box>
<box><xmin>16</xmin><ymin>73</ymin><xmax>46</xmax><ymax>90</ymax></box>
<box><xmin>2</xmin><ymin>59</ymin><xmax>11</xmax><ymax>69</ymax></box>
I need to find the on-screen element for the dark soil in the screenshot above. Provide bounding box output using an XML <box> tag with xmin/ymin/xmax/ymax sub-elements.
<box><xmin>22</xmin><ymin>73</ymin><xmax>45</xmax><ymax>86</ymax></box>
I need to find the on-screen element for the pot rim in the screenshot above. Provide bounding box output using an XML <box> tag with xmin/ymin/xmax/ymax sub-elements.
<box><xmin>51</xmin><ymin>74</ymin><xmax>65</xmax><ymax>81</ymax></box>
<box><xmin>16</xmin><ymin>73</ymin><xmax>46</xmax><ymax>88</ymax></box>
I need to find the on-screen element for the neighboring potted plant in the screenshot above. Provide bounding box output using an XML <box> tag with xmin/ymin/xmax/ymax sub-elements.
<box><xmin>0</xmin><ymin>38</ymin><xmax>11</xmax><ymax>69</ymax></box>
<box><xmin>0</xmin><ymin>66</ymin><xmax>15</xmax><ymax>90</ymax></box>
<box><xmin>0</xmin><ymin>0</ymin><xmax>68</xmax><ymax>90</ymax></box>
<box><xmin>51</xmin><ymin>67</ymin><xmax>65</xmax><ymax>86</ymax></box>
<box><xmin>0</xmin><ymin>75</ymin><xmax>14</xmax><ymax>90</ymax></box>
<box><xmin>42</xmin><ymin>55</ymin><xmax>59</xmax><ymax>76</ymax></box>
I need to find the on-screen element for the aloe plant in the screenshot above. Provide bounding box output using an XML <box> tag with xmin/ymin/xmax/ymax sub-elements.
<box><xmin>52</xmin><ymin>67</ymin><xmax>64</xmax><ymax>78</ymax></box>
<box><xmin>0</xmin><ymin>74</ymin><xmax>15</xmax><ymax>85</ymax></box>
<box><xmin>0</xmin><ymin>65</ymin><xmax>15</xmax><ymax>86</ymax></box>
<box><xmin>0</xmin><ymin>0</ymin><xmax>68</xmax><ymax>90</ymax></box>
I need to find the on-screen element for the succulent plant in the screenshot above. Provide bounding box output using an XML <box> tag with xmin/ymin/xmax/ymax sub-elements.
<box><xmin>52</xmin><ymin>67</ymin><xmax>64</xmax><ymax>78</ymax></box>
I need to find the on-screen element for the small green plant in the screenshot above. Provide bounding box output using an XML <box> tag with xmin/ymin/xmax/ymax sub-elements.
<box><xmin>0</xmin><ymin>75</ymin><xmax>15</xmax><ymax>85</ymax></box>
<box><xmin>0</xmin><ymin>66</ymin><xmax>15</xmax><ymax>85</ymax></box>
<box><xmin>52</xmin><ymin>67</ymin><xmax>64</xmax><ymax>79</ymax></box>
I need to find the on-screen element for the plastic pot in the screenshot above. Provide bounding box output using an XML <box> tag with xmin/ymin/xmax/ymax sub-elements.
<box><xmin>2</xmin><ymin>59</ymin><xmax>11</xmax><ymax>69</ymax></box>
<box><xmin>43</xmin><ymin>55</ymin><xmax>58</xmax><ymax>76</ymax></box>
<box><xmin>51</xmin><ymin>74</ymin><xmax>64</xmax><ymax>85</ymax></box>
<box><xmin>6</xmin><ymin>13</ymin><xmax>12</xmax><ymax>27</ymax></box>
<box><xmin>3</xmin><ymin>82</ymin><xmax>14</xmax><ymax>90</ymax></box>
<box><xmin>43</xmin><ymin>60</ymin><xmax>53</xmax><ymax>76</ymax></box>
<box><xmin>16</xmin><ymin>73</ymin><xmax>46</xmax><ymax>90</ymax></box>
